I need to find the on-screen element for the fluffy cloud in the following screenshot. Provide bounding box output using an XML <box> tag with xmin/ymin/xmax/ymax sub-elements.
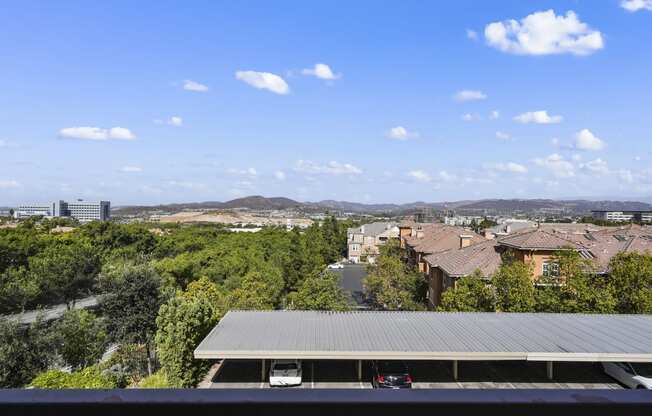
<box><xmin>495</xmin><ymin>131</ymin><xmax>511</xmax><ymax>140</ymax></box>
<box><xmin>489</xmin><ymin>110</ymin><xmax>500</xmax><ymax>120</ymax></box>
<box><xmin>0</xmin><ymin>179</ymin><xmax>20</xmax><ymax>188</ymax></box>
<box><xmin>575</xmin><ymin>129</ymin><xmax>606</xmax><ymax>150</ymax></box>
<box><xmin>235</xmin><ymin>70</ymin><xmax>289</xmax><ymax>95</ymax></box>
<box><xmin>621</xmin><ymin>0</ymin><xmax>652</xmax><ymax>12</ymax></box>
<box><xmin>486</xmin><ymin>162</ymin><xmax>528</xmax><ymax>174</ymax></box>
<box><xmin>580</xmin><ymin>158</ymin><xmax>609</xmax><ymax>175</ymax></box>
<box><xmin>484</xmin><ymin>10</ymin><xmax>604</xmax><ymax>56</ymax></box>
<box><xmin>295</xmin><ymin>160</ymin><xmax>362</xmax><ymax>175</ymax></box>
<box><xmin>462</xmin><ymin>113</ymin><xmax>481</xmax><ymax>122</ymax></box>
<box><xmin>183</xmin><ymin>80</ymin><xmax>209</xmax><ymax>92</ymax></box>
<box><xmin>513</xmin><ymin>110</ymin><xmax>563</xmax><ymax>124</ymax></box>
<box><xmin>466</xmin><ymin>29</ymin><xmax>478</xmax><ymax>40</ymax></box>
<box><xmin>228</xmin><ymin>167</ymin><xmax>258</xmax><ymax>177</ymax></box>
<box><xmin>301</xmin><ymin>63</ymin><xmax>340</xmax><ymax>80</ymax></box>
<box><xmin>59</xmin><ymin>126</ymin><xmax>136</xmax><ymax>141</ymax></box>
<box><xmin>534</xmin><ymin>153</ymin><xmax>575</xmax><ymax>178</ymax></box>
<box><xmin>120</xmin><ymin>166</ymin><xmax>142</xmax><ymax>173</ymax></box>
<box><xmin>274</xmin><ymin>171</ymin><xmax>286</xmax><ymax>181</ymax></box>
<box><xmin>453</xmin><ymin>90</ymin><xmax>487</xmax><ymax>102</ymax></box>
<box><xmin>387</xmin><ymin>126</ymin><xmax>418</xmax><ymax>140</ymax></box>
<box><xmin>408</xmin><ymin>170</ymin><xmax>432</xmax><ymax>183</ymax></box>
<box><xmin>168</xmin><ymin>116</ymin><xmax>183</xmax><ymax>127</ymax></box>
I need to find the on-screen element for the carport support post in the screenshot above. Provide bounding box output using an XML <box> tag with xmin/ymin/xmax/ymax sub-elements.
<box><xmin>546</xmin><ymin>361</ymin><xmax>553</xmax><ymax>380</ymax></box>
<box><xmin>452</xmin><ymin>360</ymin><xmax>458</xmax><ymax>381</ymax></box>
<box><xmin>357</xmin><ymin>360</ymin><xmax>362</xmax><ymax>381</ymax></box>
<box><xmin>261</xmin><ymin>359</ymin><xmax>265</xmax><ymax>382</ymax></box>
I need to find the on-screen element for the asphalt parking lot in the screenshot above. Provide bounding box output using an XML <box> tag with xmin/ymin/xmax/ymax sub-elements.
<box><xmin>210</xmin><ymin>359</ymin><xmax>623</xmax><ymax>389</ymax></box>
<box><xmin>330</xmin><ymin>264</ymin><xmax>368</xmax><ymax>307</ymax></box>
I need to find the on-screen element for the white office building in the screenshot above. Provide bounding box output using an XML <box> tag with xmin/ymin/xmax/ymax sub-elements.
<box><xmin>14</xmin><ymin>200</ymin><xmax>110</xmax><ymax>222</ymax></box>
<box><xmin>592</xmin><ymin>210</ymin><xmax>652</xmax><ymax>223</ymax></box>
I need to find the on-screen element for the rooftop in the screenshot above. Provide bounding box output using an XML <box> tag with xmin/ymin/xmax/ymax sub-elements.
<box><xmin>195</xmin><ymin>310</ymin><xmax>652</xmax><ymax>362</ymax></box>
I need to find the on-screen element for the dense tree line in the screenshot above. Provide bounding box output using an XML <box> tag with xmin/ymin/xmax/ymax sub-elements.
<box><xmin>0</xmin><ymin>216</ymin><xmax>352</xmax><ymax>388</ymax></box>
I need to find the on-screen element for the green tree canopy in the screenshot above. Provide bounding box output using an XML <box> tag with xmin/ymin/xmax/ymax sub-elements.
<box><xmin>55</xmin><ymin>310</ymin><xmax>108</xmax><ymax>370</ymax></box>
<box><xmin>288</xmin><ymin>271</ymin><xmax>350</xmax><ymax>311</ymax></box>
<box><xmin>608</xmin><ymin>252</ymin><xmax>652</xmax><ymax>314</ymax></box>
<box><xmin>439</xmin><ymin>270</ymin><xmax>495</xmax><ymax>312</ymax></box>
<box><xmin>492</xmin><ymin>261</ymin><xmax>535</xmax><ymax>312</ymax></box>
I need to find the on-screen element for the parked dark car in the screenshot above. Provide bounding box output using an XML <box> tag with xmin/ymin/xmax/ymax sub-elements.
<box><xmin>371</xmin><ymin>361</ymin><xmax>412</xmax><ymax>389</ymax></box>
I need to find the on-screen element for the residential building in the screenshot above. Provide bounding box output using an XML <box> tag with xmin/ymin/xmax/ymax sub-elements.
<box><xmin>14</xmin><ymin>200</ymin><xmax>110</xmax><ymax>222</ymax></box>
<box><xmin>400</xmin><ymin>222</ymin><xmax>486</xmax><ymax>273</ymax></box>
<box><xmin>347</xmin><ymin>222</ymin><xmax>399</xmax><ymax>263</ymax></box>
<box><xmin>444</xmin><ymin>216</ymin><xmax>482</xmax><ymax>227</ymax></box>
<box><xmin>592</xmin><ymin>210</ymin><xmax>652</xmax><ymax>223</ymax></box>
<box><xmin>424</xmin><ymin>224</ymin><xmax>652</xmax><ymax>308</ymax></box>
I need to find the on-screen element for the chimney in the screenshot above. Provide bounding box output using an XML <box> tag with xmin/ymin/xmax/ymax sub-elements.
<box><xmin>459</xmin><ymin>234</ymin><xmax>473</xmax><ymax>248</ymax></box>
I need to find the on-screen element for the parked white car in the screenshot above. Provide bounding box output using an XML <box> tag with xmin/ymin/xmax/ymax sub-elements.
<box><xmin>327</xmin><ymin>263</ymin><xmax>344</xmax><ymax>269</ymax></box>
<box><xmin>269</xmin><ymin>360</ymin><xmax>302</xmax><ymax>387</ymax></box>
<box><xmin>602</xmin><ymin>362</ymin><xmax>652</xmax><ymax>389</ymax></box>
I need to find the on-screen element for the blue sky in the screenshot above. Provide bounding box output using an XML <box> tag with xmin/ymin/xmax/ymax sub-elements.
<box><xmin>1</xmin><ymin>0</ymin><xmax>652</xmax><ymax>205</ymax></box>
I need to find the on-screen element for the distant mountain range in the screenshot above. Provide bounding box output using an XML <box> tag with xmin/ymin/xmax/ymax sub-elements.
<box><xmin>113</xmin><ymin>195</ymin><xmax>652</xmax><ymax>217</ymax></box>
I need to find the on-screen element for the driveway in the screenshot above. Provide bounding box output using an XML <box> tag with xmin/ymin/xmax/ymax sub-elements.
<box><xmin>331</xmin><ymin>264</ymin><xmax>368</xmax><ymax>307</ymax></box>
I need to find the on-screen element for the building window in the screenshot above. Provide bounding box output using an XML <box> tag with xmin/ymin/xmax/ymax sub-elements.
<box><xmin>350</xmin><ymin>244</ymin><xmax>360</xmax><ymax>252</ymax></box>
<box><xmin>542</xmin><ymin>261</ymin><xmax>559</xmax><ymax>277</ymax></box>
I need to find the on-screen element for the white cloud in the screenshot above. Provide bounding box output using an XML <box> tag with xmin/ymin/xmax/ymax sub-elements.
<box><xmin>618</xmin><ymin>169</ymin><xmax>635</xmax><ymax>183</ymax></box>
<box><xmin>228</xmin><ymin>167</ymin><xmax>258</xmax><ymax>177</ymax></box>
<box><xmin>120</xmin><ymin>166</ymin><xmax>142</xmax><ymax>173</ymax></box>
<box><xmin>551</xmin><ymin>137</ymin><xmax>560</xmax><ymax>147</ymax></box>
<box><xmin>621</xmin><ymin>0</ymin><xmax>652</xmax><ymax>12</ymax></box>
<box><xmin>59</xmin><ymin>126</ymin><xmax>136</xmax><ymax>141</ymax></box>
<box><xmin>295</xmin><ymin>160</ymin><xmax>362</xmax><ymax>175</ymax></box>
<box><xmin>484</xmin><ymin>10</ymin><xmax>604</xmax><ymax>56</ymax></box>
<box><xmin>580</xmin><ymin>158</ymin><xmax>609</xmax><ymax>175</ymax></box>
<box><xmin>489</xmin><ymin>110</ymin><xmax>500</xmax><ymax>120</ymax></box>
<box><xmin>495</xmin><ymin>131</ymin><xmax>511</xmax><ymax>140</ymax></box>
<box><xmin>408</xmin><ymin>170</ymin><xmax>432</xmax><ymax>183</ymax></box>
<box><xmin>466</xmin><ymin>29</ymin><xmax>478</xmax><ymax>40</ymax></box>
<box><xmin>168</xmin><ymin>116</ymin><xmax>183</xmax><ymax>127</ymax></box>
<box><xmin>235</xmin><ymin>70</ymin><xmax>289</xmax><ymax>95</ymax></box>
<box><xmin>453</xmin><ymin>89</ymin><xmax>487</xmax><ymax>102</ymax></box>
<box><xmin>183</xmin><ymin>80</ymin><xmax>209</xmax><ymax>92</ymax></box>
<box><xmin>485</xmin><ymin>162</ymin><xmax>528</xmax><ymax>174</ymax></box>
<box><xmin>574</xmin><ymin>129</ymin><xmax>606</xmax><ymax>150</ymax></box>
<box><xmin>438</xmin><ymin>171</ymin><xmax>457</xmax><ymax>182</ymax></box>
<box><xmin>387</xmin><ymin>126</ymin><xmax>418</xmax><ymax>140</ymax></box>
<box><xmin>0</xmin><ymin>179</ymin><xmax>20</xmax><ymax>188</ymax></box>
<box><xmin>274</xmin><ymin>171</ymin><xmax>286</xmax><ymax>181</ymax></box>
<box><xmin>462</xmin><ymin>113</ymin><xmax>481</xmax><ymax>122</ymax></box>
<box><xmin>167</xmin><ymin>180</ymin><xmax>207</xmax><ymax>190</ymax></box>
<box><xmin>301</xmin><ymin>63</ymin><xmax>340</xmax><ymax>80</ymax></box>
<box><xmin>513</xmin><ymin>110</ymin><xmax>563</xmax><ymax>124</ymax></box>
<box><xmin>534</xmin><ymin>153</ymin><xmax>575</xmax><ymax>178</ymax></box>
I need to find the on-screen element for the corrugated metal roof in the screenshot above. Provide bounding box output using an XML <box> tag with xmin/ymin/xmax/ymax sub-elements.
<box><xmin>194</xmin><ymin>311</ymin><xmax>652</xmax><ymax>362</ymax></box>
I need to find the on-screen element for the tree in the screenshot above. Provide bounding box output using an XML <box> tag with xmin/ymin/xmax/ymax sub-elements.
<box><xmin>439</xmin><ymin>270</ymin><xmax>495</xmax><ymax>312</ymax></box>
<box><xmin>0</xmin><ymin>317</ymin><xmax>57</xmax><ymax>388</ymax></box>
<box><xmin>228</xmin><ymin>268</ymin><xmax>284</xmax><ymax>310</ymax></box>
<box><xmin>492</xmin><ymin>261</ymin><xmax>535</xmax><ymax>312</ymax></box>
<box><xmin>364</xmin><ymin>240</ymin><xmax>426</xmax><ymax>310</ymax></box>
<box><xmin>0</xmin><ymin>267</ymin><xmax>40</xmax><ymax>313</ymax></box>
<box><xmin>156</xmin><ymin>277</ymin><xmax>224</xmax><ymax>387</ymax></box>
<box><xmin>101</xmin><ymin>264</ymin><xmax>163</xmax><ymax>375</ymax></box>
<box><xmin>288</xmin><ymin>271</ymin><xmax>350</xmax><ymax>311</ymax></box>
<box><xmin>28</xmin><ymin>238</ymin><xmax>100</xmax><ymax>307</ymax></box>
<box><xmin>30</xmin><ymin>366</ymin><xmax>117</xmax><ymax>389</ymax></box>
<box><xmin>55</xmin><ymin>310</ymin><xmax>108</xmax><ymax>370</ymax></box>
<box><xmin>608</xmin><ymin>252</ymin><xmax>652</xmax><ymax>314</ymax></box>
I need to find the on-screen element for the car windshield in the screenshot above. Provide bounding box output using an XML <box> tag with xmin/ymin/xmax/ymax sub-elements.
<box><xmin>378</xmin><ymin>361</ymin><xmax>408</xmax><ymax>374</ymax></box>
<box><xmin>631</xmin><ymin>363</ymin><xmax>652</xmax><ymax>377</ymax></box>
<box><xmin>274</xmin><ymin>363</ymin><xmax>297</xmax><ymax>371</ymax></box>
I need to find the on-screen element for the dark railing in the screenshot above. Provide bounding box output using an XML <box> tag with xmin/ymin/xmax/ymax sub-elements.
<box><xmin>1</xmin><ymin>389</ymin><xmax>651</xmax><ymax>416</ymax></box>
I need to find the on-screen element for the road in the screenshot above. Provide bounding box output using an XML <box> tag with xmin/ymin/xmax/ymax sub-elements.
<box><xmin>3</xmin><ymin>295</ymin><xmax>99</xmax><ymax>325</ymax></box>
<box><xmin>331</xmin><ymin>264</ymin><xmax>368</xmax><ymax>307</ymax></box>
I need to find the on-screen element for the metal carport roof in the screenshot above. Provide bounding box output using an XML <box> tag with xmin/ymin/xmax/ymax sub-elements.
<box><xmin>194</xmin><ymin>311</ymin><xmax>652</xmax><ymax>362</ymax></box>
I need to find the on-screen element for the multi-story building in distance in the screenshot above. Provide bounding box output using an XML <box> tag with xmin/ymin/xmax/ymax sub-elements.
<box><xmin>592</xmin><ymin>210</ymin><xmax>652</xmax><ymax>223</ymax></box>
<box><xmin>14</xmin><ymin>200</ymin><xmax>110</xmax><ymax>222</ymax></box>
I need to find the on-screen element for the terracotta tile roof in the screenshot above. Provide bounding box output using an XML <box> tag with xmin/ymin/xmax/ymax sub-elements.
<box><xmin>404</xmin><ymin>224</ymin><xmax>485</xmax><ymax>255</ymax></box>
<box><xmin>498</xmin><ymin>229</ymin><xmax>583</xmax><ymax>250</ymax></box>
<box><xmin>424</xmin><ymin>239</ymin><xmax>502</xmax><ymax>278</ymax></box>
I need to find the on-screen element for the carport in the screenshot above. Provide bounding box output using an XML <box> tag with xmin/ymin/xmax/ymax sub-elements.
<box><xmin>194</xmin><ymin>311</ymin><xmax>652</xmax><ymax>383</ymax></box>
